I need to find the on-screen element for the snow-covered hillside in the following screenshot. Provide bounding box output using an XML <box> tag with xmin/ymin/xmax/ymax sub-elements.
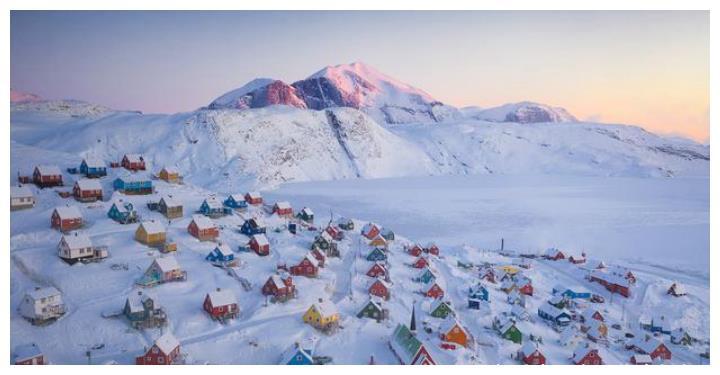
<box><xmin>11</xmin><ymin>88</ymin><xmax>43</xmax><ymax>104</ymax></box>
<box><xmin>208</xmin><ymin>62</ymin><xmax>460</xmax><ymax>125</ymax></box>
<box><xmin>469</xmin><ymin>101</ymin><xmax>578</xmax><ymax>123</ymax></box>
<box><xmin>10</xmin><ymin>96</ymin><xmax>709</xmax><ymax>190</ymax></box>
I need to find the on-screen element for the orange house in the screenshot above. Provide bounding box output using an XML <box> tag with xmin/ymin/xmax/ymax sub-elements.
<box><xmin>440</xmin><ymin>319</ymin><xmax>469</xmax><ymax>348</ymax></box>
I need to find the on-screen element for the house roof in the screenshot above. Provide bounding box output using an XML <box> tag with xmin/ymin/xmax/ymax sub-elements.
<box><xmin>35</xmin><ymin>165</ymin><xmax>62</xmax><ymax>175</ymax></box>
<box><xmin>160</xmin><ymin>195</ymin><xmax>181</xmax><ymax>207</ymax></box>
<box><xmin>312</xmin><ymin>299</ymin><xmax>338</xmax><ymax>317</ymax></box>
<box><xmin>390</xmin><ymin>324</ymin><xmax>422</xmax><ymax>365</ymax></box>
<box><xmin>75</xmin><ymin>178</ymin><xmax>102</xmax><ymax>191</ymax></box>
<box><xmin>279</xmin><ymin>338</ymin><xmax>316</xmax><ymax>364</ymax></box>
<box><xmin>111</xmin><ymin>200</ymin><xmax>132</xmax><ymax>213</ymax></box>
<box><xmin>251</xmin><ymin>233</ymin><xmax>269</xmax><ymax>246</ymax></box>
<box><xmin>126</xmin><ymin>291</ymin><xmax>154</xmax><ymax>313</ymax></box>
<box><xmin>116</xmin><ymin>173</ymin><xmax>150</xmax><ymax>183</ymax></box>
<box><xmin>303</xmin><ymin>252</ymin><xmax>319</xmax><ymax>267</ymax></box>
<box><xmin>203</xmin><ymin>197</ymin><xmax>223</xmax><ymax>209</ymax></box>
<box><xmin>361</xmin><ymin>222</ymin><xmax>381</xmax><ymax>234</ymax></box>
<box><xmin>539</xmin><ymin>302</ymin><xmax>570</xmax><ymax>319</ymax></box>
<box><xmin>13</xmin><ymin>343</ymin><xmax>43</xmax><ymax>362</ymax></box>
<box><xmin>246</xmin><ymin>217</ymin><xmax>266</xmax><ymax>228</ymax></box>
<box><xmin>27</xmin><ymin>286</ymin><xmax>61</xmax><ymax>300</ymax></box>
<box><xmin>590</xmin><ymin>270</ymin><xmax>630</xmax><ymax>288</ymax></box>
<box><xmin>82</xmin><ymin>158</ymin><xmax>105</xmax><ymax>168</ymax></box>
<box><xmin>61</xmin><ymin>232</ymin><xmax>92</xmax><ymax>249</ymax></box>
<box><xmin>301</xmin><ymin>207</ymin><xmax>314</xmax><ymax>216</ymax></box>
<box><xmin>545</xmin><ymin>247</ymin><xmax>563</xmax><ymax>256</ymax></box>
<box><xmin>422</xmin><ymin>282</ymin><xmax>442</xmax><ymax>294</ymax></box>
<box><xmin>246</xmin><ymin>191</ymin><xmax>262</xmax><ymax>199</ymax></box>
<box><xmin>269</xmin><ymin>274</ymin><xmax>290</xmax><ymax>289</ymax></box>
<box><xmin>582</xmin><ymin>308</ymin><xmax>602</xmax><ymax>321</ymax></box>
<box><xmin>191</xmin><ymin>214</ymin><xmax>216</xmax><ymax>230</ymax></box>
<box><xmin>154</xmin><ymin>332</ymin><xmax>180</xmax><ymax>355</ymax></box>
<box><xmin>520</xmin><ymin>342</ymin><xmax>541</xmax><ymax>357</ymax></box>
<box><xmin>207</xmin><ymin>289</ymin><xmax>237</xmax><ymax>307</ymax></box>
<box><xmin>54</xmin><ymin>206</ymin><xmax>82</xmax><ymax>220</ymax></box>
<box><xmin>11</xmin><ymin>185</ymin><xmax>33</xmax><ymax>198</ymax></box>
<box><xmin>636</xmin><ymin>338</ymin><xmax>665</xmax><ymax>354</ymax></box>
<box><xmin>631</xmin><ymin>354</ymin><xmax>653</xmax><ymax>364</ymax></box>
<box><xmin>153</xmin><ymin>256</ymin><xmax>181</xmax><ymax>272</ymax></box>
<box><xmin>140</xmin><ymin>220</ymin><xmax>165</xmax><ymax>234</ymax></box>
<box><xmin>439</xmin><ymin>318</ymin><xmax>465</xmax><ymax>335</ymax></box>
<box><xmin>511</xmin><ymin>304</ymin><xmax>528</xmax><ymax>317</ymax></box>
<box><xmin>274</xmin><ymin>201</ymin><xmax>291</xmax><ymax>210</ymax></box>
<box><xmin>124</xmin><ymin>154</ymin><xmax>144</xmax><ymax>163</ymax></box>
<box><xmin>573</xmin><ymin>344</ymin><xmax>598</xmax><ymax>361</ymax></box>
<box><xmin>228</xmin><ymin>194</ymin><xmax>245</xmax><ymax>202</ymax></box>
<box><xmin>161</xmin><ymin>166</ymin><xmax>180</xmax><ymax>174</ymax></box>
<box><xmin>213</xmin><ymin>243</ymin><xmax>233</xmax><ymax>257</ymax></box>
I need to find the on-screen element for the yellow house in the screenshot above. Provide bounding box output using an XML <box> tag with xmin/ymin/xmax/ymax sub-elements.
<box><xmin>303</xmin><ymin>299</ymin><xmax>339</xmax><ymax>331</ymax></box>
<box><xmin>159</xmin><ymin>166</ymin><xmax>181</xmax><ymax>184</ymax></box>
<box><xmin>135</xmin><ymin>221</ymin><xmax>167</xmax><ymax>246</ymax></box>
<box><xmin>498</xmin><ymin>265</ymin><xmax>520</xmax><ymax>275</ymax></box>
<box><xmin>369</xmin><ymin>235</ymin><xmax>387</xmax><ymax>249</ymax></box>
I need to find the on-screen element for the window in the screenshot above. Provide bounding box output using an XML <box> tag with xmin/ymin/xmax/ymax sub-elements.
<box><xmin>158</xmin><ymin>357</ymin><xmax>164</xmax><ymax>364</ymax></box>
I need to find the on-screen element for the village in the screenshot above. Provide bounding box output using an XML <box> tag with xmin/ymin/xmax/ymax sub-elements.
<box><xmin>10</xmin><ymin>154</ymin><xmax>711</xmax><ymax>365</ymax></box>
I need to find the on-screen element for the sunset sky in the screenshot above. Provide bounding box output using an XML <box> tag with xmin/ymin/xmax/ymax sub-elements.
<box><xmin>10</xmin><ymin>11</ymin><xmax>709</xmax><ymax>141</ymax></box>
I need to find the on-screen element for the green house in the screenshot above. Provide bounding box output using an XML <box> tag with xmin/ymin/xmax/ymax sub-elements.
<box><xmin>429</xmin><ymin>300</ymin><xmax>455</xmax><ymax>319</ymax></box>
<box><xmin>357</xmin><ymin>298</ymin><xmax>387</xmax><ymax>322</ymax></box>
<box><xmin>297</xmin><ymin>207</ymin><xmax>314</xmax><ymax>224</ymax></box>
<box><xmin>499</xmin><ymin>322</ymin><xmax>522</xmax><ymax>344</ymax></box>
<box><xmin>415</xmin><ymin>268</ymin><xmax>437</xmax><ymax>284</ymax></box>
<box><xmin>366</xmin><ymin>248</ymin><xmax>387</xmax><ymax>262</ymax></box>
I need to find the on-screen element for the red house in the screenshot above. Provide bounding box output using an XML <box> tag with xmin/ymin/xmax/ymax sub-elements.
<box><xmin>635</xmin><ymin>339</ymin><xmax>672</xmax><ymax>361</ymax></box>
<box><xmin>272</xmin><ymin>201</ymin><xmax>293</xmax><ymax>217</ymax></box>
<box><xmin>407</xmin><ymin>244</ymin><xmax>423</xmax><ymax>257</ymax></box>
<box><xmin>369</xmin><ymin>279</ymin><xmax>390</xmax><ymax>300</ymax></box>
<box><xmin>519</xmin><ymin>342</ymin><xmax>546</xmax><ymax>365</ymax></box>
<box><xmin>262</xmin><ymin>273</ymin><xmax>296</xmax><ymax>300</ymax></box>
<box><xmin>244</xmin><ymin>191</ymin><xmax>263</xmax><ymax>205</ymax></box>
<box><xmin>136</xmin><ymin>332</ymin><xmax>181</xmax><ymax>365</ymax></box>
<box><xmin>51</xmin><ymin>206</ymin><xmax>83</xmax><ymax>231</ymax></box>
<box><xmin>480</xmin><ymin>268</ymin><xmax>496</xmax><ymax>283</ymax></box>
<box><xmin>517</xmin><ymin>279</ymin><xmax>534</xmax><ymax>296</ymax></box>
<box><xmin>249</xmin><ymin>234</ymin><xmax>270</xmax><ymax>256</ymax></box>
<box><xmin>33</xmin><ymin>165</ymin><xmax>63</xmax><ymax>188</ymax></box>
<box><xmin>366</xmin><ymin>262</ymin><xmax>387</xmax><ymax>278</ymax></box>
<box><xmin>187</xmin><ymin>215</ymin><xmax>219</xmax><ymax>241</ymax></box>
<box><xmin>413</xmin><ymin>256</ymin><xmax>429</xmax><ymax>269</ymax></box>
<box><xmin>324</xmin><ymin>225</ymin><xmax>343</xmax><ymax>241</ymax></box>
<box><xmin>361</xmin><ymin>222</ymin><xmax>381</xmax><ymax>240</ymax></box>
<box><xmin>544</xmin><ymin>248</ymin><xmax>565</xmax><ymax>261</ymax></box>
<box><xmin>73</xmin><ymin>179</ymin><xmax>103</xmax><ymax>202</ymax></box>
<box><xmin>311</xmin><ymin>248</ymin><xmax>326</xmax><ymax>267</ymax></box>
<box><xmin>203</xmin><ymin>289</ymin><xmax>239</xmax><ymax>320</ymax></box>
<box><xmin>289</xmin><ymin>253</ymin><xmax>319</xmax><ymax>277</ymax></box>
<box><xmin>122</xmin><ymin>154</ymin><xmax>146</xmax><ymax>171</ymax></box>
<box><xmin>572</xmin><ymin>346</ymin><xmax>603</xmax><ymax>365</ymax></box>
<box><xmin>424</xmin><ymin>243</ymin><xmax>440</xmax><ymax>256</ymax></box>
<box><xmin>569</xmin><ymin>254</ymin><xmax>587</xmax><ymax>264</ymax></box>
<box><xmin>423</xmin><ymin>282</ymin><xmax>444</xmax><ymax>299</ymax></box>
<box><xmin>13</xmin><ymin>343</ymin><xmax>45</xmax><ymax>365</ymax></box>
<box><xmin>589</xmin><ymin>273</ymin><xmax>630</xmax><ymax>298</ymax></box>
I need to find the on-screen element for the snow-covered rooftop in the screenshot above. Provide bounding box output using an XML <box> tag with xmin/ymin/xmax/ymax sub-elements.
<box><xmin>82</xmin><ymin>158</ymin><xmax>105</xmax><ymax>168</ymax></box>
<box><xmin>275</xmin><ymin>201</ymin><xmax>291</xmax><ymax>209</ymax></box>
<box><xmin>124</xmin><ymin>154</ymin><xmax>144</xmax><ymax>163</ymax></box>
<box><xmin>153</xmin><ymin>257</ymin><xmax>181</xmax><ymax>272</ymax></box>
<box><xmin>75</xmin><ymin>179</ymin><xmax>102</xmax><ymax>191</ymax></box>
<box><xmin>11</xmin><ymin>185</ymin><xmax>33</xmax><ymax>198</ymax></box>
<box><xmin>312</xmin><ymin>299</ymin><xmax>338</xmax><ymax>317</ymax></box>
<box><xmin>207</xmin><ymin>289</ymin><xmax>237</xmax><ymax>307</ymax></box>
<box><xmin>251</xmin><ymin>233</ymin><xmax>269</xmax><ymax>246</ymax></box>
<box><xmin>61</xmin><ymin>232</ymin><xmax>92</xmax><ymax>249</ymax></box>
<box><xmin>35</xmin><ymin>165</ymin><xmax>62</xmax><ymax>175</ymax></box>
<box><xmin>154</xmin><ymin>332</ymin><xmax>179</xmax><ymax>355</ymax></box>
<box><xmin>140</xmin><ymin>220</ymin><xmax>165</xmax><ymax>234</ymax></box>
<box><xmin>27</xmin><ymin>286</ymin><xmax>61</xmax><ymax>300</ymax></box>
<box><xmin>13</xmin><ymin>343</ymin><xmax>42</xmax><ymax>362</ymax></box>
<box><xmin>160</xmin><ymin>195</ymin><xmax>181</xmax><ymax>207</ymax></box>
<box><xmin>192</xmin><ymin>214</ymin><xmax>216</xmax><ymax>230</ymax></box>
<box><xmin>54</xmin><ymin>206</ymin><xmax>82</xmax><ymax>219</ymax></box>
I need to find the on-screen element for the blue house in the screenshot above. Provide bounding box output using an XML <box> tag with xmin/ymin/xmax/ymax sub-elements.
<box><xmin>538</xmin><ymin>302</ymin><xmax>572</xmax><ymax>327</ymax></box>
<box><xmin>79</xmin><ymin>158</ymin><xmax>107</xmax><ymax>178</ymax></box>
<box><xmin>415</xmin><ymin>268</ymin><xmax>436</xmax><ymax>284</ymax></box>
<box><xmin>552</xmin><ymin>285</ymin><xmax>592</xmax><ymax>299</ymax></box>
<box><xmin>366</xmin><ymin>248</ymin><xmax>387</xmax><ymax>262</ymax></box>
<box><xmin>113</xmin><ymin>175</ymin><xmax>153</xmax><ymax>195</ymax></box>
<box><xmin>240</xmin><ymin>218</ymin><xmax>266</xmax><ymax>236</ymax></box>
<box><xmin>280</xmin><ymin>341</ymin><xmax>315</xmax><ymax>365</ymax></box>
<box><xmin>468</xmin><ymin>284</ymin><xmax>489</xmax><ymax>309</ymax></box>
<box><xmin>206</xmin><ymin>243</ymin><xmax>235</xmax><ymax>266</ymax></box>
<box><xmin>200</xmin><ymin>197</ymin><xmax>229</xmax><ymax>217</ymax></box>
<box><xmin>107</xmin><ymin>200</ymin><xmax>138</xmax><ymax>224</ymax></box>
<box><xmin>224</xmin><ymin>194</ymin><xmax>248</xmax><ymax>209</ymax></box>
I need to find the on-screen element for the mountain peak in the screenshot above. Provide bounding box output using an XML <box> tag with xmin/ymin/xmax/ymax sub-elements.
<box><xmin>472</xmin><ymin>101</ymin><xmax>577</xmax><ymax>124</ymax></box>
<box><xmin>11</xmin><ymin>88</ymin><xmax>42</xmax><ymax>104</ymax></box>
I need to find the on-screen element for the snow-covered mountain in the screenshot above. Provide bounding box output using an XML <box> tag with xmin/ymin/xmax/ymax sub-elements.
<box><xmin>10</xmin><ymin>94</ymin><xmax>709</xmax><ymax>191</ymax></box>
<box><xmin>11</xmin><ymin>89</ymin><xmax>42</xmax><ymax>104</ymax></box>
<box><xmin>469</xmin><ymin>101</ymin><xmax>578</xmax><ymax>123</ymax></box>
<box><xmin>208</xmin><ymin>62</ymin><xmax>460</xmax><ymax>124</ymax></box>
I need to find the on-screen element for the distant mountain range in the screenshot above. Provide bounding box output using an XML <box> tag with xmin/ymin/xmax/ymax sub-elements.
<box><xmin>10</xmin><ymin>63</ymin><xmax>709</xmax><ymax>189</ymax></box>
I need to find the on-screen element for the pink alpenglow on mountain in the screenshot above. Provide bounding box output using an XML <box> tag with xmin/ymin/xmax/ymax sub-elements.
<box><xmin>11</xmin><ymin>89</ymin><xmax>42</xmax><ymax>104</ymax></box>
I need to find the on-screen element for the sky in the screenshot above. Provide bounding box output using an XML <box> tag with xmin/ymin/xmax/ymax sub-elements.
<box><xmin>11</xmin><ymin>11</ymin><xmax>709</xmax><ymax>141</ymax></box>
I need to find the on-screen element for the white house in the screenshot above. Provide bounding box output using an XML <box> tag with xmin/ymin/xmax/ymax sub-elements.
<box><xmin>18</xmin><ymin>287</ymin><xmax>65</xmax><ymax>324</ymax></box>
<box><xmin>57</xmin><ymin>232</ymin><xmax>94</xmax><ymax>263</ymax></box>
<box><xmin>11</xmin><ymin>185</ymin><xmax>35</xmax><ymax>211</ymax></box>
